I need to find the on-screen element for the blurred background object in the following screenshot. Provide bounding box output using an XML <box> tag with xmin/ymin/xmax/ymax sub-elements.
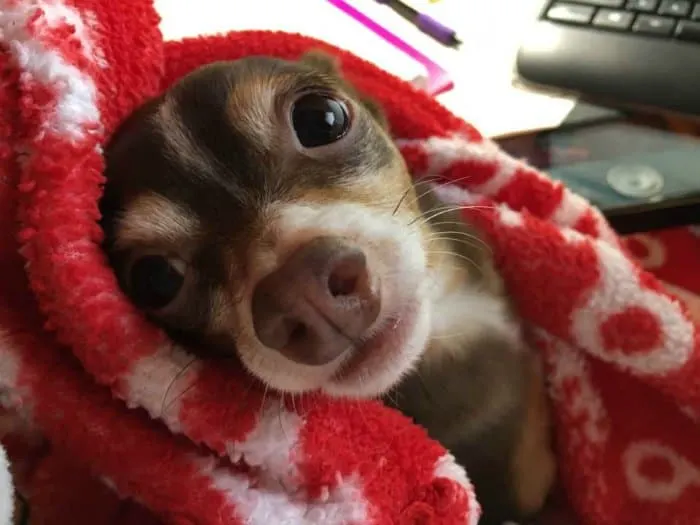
<box><xmin>154</xmin><ymin>0</ymin><xmax>578</xmax><ymax>138</ymax></box>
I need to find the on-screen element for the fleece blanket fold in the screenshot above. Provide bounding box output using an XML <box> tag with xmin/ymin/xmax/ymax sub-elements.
<box><xmin>0</xmin><ymin>1</ymin><xmax>699</xmax><ymax>524</ymax></box>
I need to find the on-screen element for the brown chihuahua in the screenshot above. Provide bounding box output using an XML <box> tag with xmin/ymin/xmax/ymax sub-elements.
<box><xmin>100</xmin><ymin>52</ymin><xmax>556</xmax><ymax>524</ymax></box>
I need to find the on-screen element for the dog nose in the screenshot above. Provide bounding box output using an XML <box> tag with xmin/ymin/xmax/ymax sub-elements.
<box><xmin>251</xmin><ymin>237</ymin><xmax>381</xmax><ymax>366</ymax></box>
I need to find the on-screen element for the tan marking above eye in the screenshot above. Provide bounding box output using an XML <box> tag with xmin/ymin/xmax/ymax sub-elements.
<box><xmin>227</xmin><ymin>76</ymin><xmax>277</xmax><ymax>150</ymax></box>
<box><xmin>155</xmin><ymin>96</ymin><xmax>217</xmax><ymax>177</ymax></box>
<box><xmin>115</xmin><ymin>192</ymin><xmax>200</xmax><ymax>249</ymax></box>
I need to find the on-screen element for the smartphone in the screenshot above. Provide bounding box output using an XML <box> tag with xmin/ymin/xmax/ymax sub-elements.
<box><xmin>495</xmin><ymin>117</ymin><xmax>700</xmax><ymax>234</ymax></box>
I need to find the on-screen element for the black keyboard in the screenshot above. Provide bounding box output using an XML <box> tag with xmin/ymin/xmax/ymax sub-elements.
<box><xmin>545</xmin><ymin>0</ymin><xmax>700</xmax><ymax>41</ymax></box>
<box><xmin>517</xmin><ymin>0</ymin><xmax>700</xmax><ymax>117</ymax></box>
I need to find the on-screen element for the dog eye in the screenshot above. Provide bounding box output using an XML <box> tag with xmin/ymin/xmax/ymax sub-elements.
<box><xmin>127</xmin><ymin>254</ymin><xmax>186</xmax><ymax>310</ymax></box>
<box><xmin>291</xmin><ymin>93</ymin><xmax>350</xmax><ymax>148</ymax></box>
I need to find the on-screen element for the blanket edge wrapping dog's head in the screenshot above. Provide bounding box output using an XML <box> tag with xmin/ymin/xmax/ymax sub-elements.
<box><xmin>2</xmin><ymin>1</ymin><xmax>700</xmax><ymax>524</ymax></box>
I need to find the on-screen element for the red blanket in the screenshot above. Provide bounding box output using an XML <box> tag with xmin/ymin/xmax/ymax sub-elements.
<box><xmin>0</xmin><ymin>1</ymin><xmax>699</xmax><ymax>524</ymax></box>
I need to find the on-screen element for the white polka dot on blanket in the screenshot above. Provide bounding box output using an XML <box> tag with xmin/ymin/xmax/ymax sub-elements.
<box><xmin>570</xmin><ymin>238</ymin><xmax>695</xmax><ymax>375</ymax></box>
<box><xmin>624</xmin><ymin>441</ymin><xmax>700</xmax><ymax>503</ymax></box>
<box><xmin>496</xmin><ymin>205</ymin><xmax>524</xmax><ymax>227</ymax></box>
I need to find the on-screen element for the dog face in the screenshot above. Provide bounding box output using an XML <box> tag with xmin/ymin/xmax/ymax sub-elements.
<box><xmin>101</xmin><ymin>55</ymin><xmax>450</xmax><ymax>397</ymax></box>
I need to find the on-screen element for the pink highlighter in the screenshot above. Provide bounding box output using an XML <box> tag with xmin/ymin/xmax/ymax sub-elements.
<box><xmin>326</xmin><ymin>0</ymin><xmax>454</xmax><ymax>96</ymax></box>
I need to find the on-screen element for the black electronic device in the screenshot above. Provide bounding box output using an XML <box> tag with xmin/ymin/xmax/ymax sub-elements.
<box><xmin>496</xmin><ymin>115</ymin><xmax>700</xmax><ymax>233</ymax></box>
<box><xmin>516</xmin><ymin>0</ymin><xmax>700</xmax><ymax>117</ymax></box>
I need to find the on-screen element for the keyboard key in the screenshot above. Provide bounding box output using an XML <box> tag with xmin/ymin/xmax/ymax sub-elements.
<box><xmin>546</xmin><ymin>3</ymin><xmax>595</xmax><ymax>24</ymax></box>
<box><xmin>593</xmin><ymin>9</ymin><xmax>635</xmax><ymax>29</ymax></box>
<box><xmin>658</xmin><ymin>0</ymin><xmax>691</xmax><ymax>17</ymax></box>
<box><xmin>691</xmin><ymin>4</ymin><xmax>700</xmax><ymax>20</ymax></box>
<box><xmin>676</xmin><ymin>19</ymin><xmax>700</xmax><ymax>41</ymax></box>
<box><xmin>626</xmin><ymin>0</ymin><xmax>659</xmax><ymax>12</ymax></box>
<box><xmin>632</xmin><ymin>15</ymin><xmax>676</xmax><ymax>35</ymax></box>
<box><xmin>565</xmin><ymin>0</ymin><xmax>624</xmax><ymax>6</ymax></box>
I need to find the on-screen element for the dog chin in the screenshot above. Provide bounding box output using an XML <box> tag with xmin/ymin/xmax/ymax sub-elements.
<box><xmin>322</xmin><ymin>298</ymin><xmax>432</xmax><ymax>398</ymax></box>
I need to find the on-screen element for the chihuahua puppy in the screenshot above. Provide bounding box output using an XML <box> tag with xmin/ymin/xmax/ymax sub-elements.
<box><xmin>100</xmin><ymin>52</ymin><xmax>556</xmax><ymax>524</ymax></box>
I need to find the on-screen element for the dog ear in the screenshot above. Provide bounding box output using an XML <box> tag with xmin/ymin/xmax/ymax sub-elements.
<box><xmin>298</xmin><ymin>49</ymin><xmax>341</xmax><ymax>76</ymax></box>
<box><xmin>298</xmin><ymin>50</ymin><xmax>389</xmax><ymax>130</ymax></box>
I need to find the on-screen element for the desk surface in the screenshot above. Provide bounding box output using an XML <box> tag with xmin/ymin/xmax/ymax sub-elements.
<box><xmin>153</xmin><ymin>0</ymin><xmax>577</xmax><ymax>138</ymax></box>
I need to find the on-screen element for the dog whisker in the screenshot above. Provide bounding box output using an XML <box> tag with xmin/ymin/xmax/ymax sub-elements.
<box><xmin>392</xmin><ymin>185</ymin><xmax>414</xmax><ymax>216</ymax></box>
<box><xmin>390</xmin><ymin>175</ymin><xmax>445</xmax><ymax>215</ymax></box>
<box><xmin>415</xmin><ymin>371</ymin><xmax>438</xmax><ymax>407</ymax></box>
<box><xmin>160</xmin><ymin>356</ymin><xmax>198</xmax><ymax>418</ymax></box>
<box><xmin>407</xmin><ymin>204</ymin><xmax>494</xmax><ymax>229</ymax></box>
<box><xmin>259</xmin><ymin>383</ymin><xmax>270</xmax><ymax>419</ymax></box>
<box><xmin>425</xmin><ymin>248</ymin><xmax>484</xmax><ymax>277</ymax></box>
<box><xmin>425</xmin><ymin>235</ymin><xmax>489</xmax><ymax>267</ymax></box>
<box><xmin>425</xmin><ymin>222</ymin><xmax>493</xmax><ymax>253</ymax></box>
<box><xmin>426</xmin><ymin>230</ymin><xmax>488</xmax><ymax>247</ymax></box>
<box><xmin>278</xmin><ymin>394</ymin><xmax>292</xmax><ymax>443</ymax></box>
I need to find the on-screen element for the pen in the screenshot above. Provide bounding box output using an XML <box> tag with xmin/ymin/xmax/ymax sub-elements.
<box><xmin>375</xmin><ymin>0</ymin><xmax>462</xmax><ymax>48</ymax></box>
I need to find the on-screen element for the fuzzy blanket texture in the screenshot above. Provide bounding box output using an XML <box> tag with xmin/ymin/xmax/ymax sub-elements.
<box><xmin>1</xmin><ymin>0</ymin><xmax>700</xmax><ymax>524</ymax></box>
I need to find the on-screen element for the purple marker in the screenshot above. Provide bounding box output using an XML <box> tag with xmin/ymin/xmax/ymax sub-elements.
<box><xmin>376</xmin><ymin>0</ymin><xmax>461</xmax><ymax>48</ymax></box>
